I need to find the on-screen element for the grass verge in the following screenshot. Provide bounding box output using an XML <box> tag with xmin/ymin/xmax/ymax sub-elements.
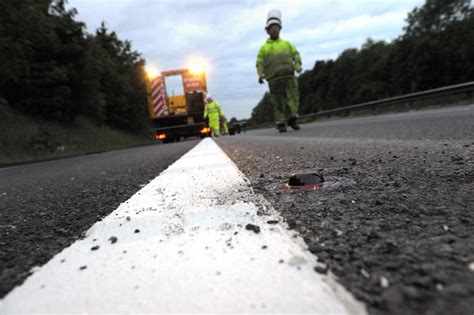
<box><xmin>0</xmin><ymin>102</ymin><xmax>156</xmax><ymax>166</ymax></box>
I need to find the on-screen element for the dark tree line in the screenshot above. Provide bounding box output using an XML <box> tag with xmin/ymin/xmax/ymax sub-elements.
<box><xmin>249</xmin><ymin>0</ymin><xmax>474</xmax><ymax>125</ymax></box>
<box><xmin>0</xmin><ymin>0</ymin><xmax>148</xmax><ymax>132</ymax></box>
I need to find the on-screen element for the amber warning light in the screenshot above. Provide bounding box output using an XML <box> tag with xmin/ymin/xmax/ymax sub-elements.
<box><xmin>145</xmin><ymin>65</ymin><xmax>160</xmax><ymax>80</ymax></box>
<box><xmin>155</xmin><ymin>134</ymin><xmax>166</xmax><ymax>140</ymax></box>
<box><xmin>200</xmin><ymin>127</ymin><xmax>211</xmax><ymax>134</ymax></box>
<box><xmin>188</xmin><ymin>58</ymin><xmax>207</xmax><ymax>75</ymax></box>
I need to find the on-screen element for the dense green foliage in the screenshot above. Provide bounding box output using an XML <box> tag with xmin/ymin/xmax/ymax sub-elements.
<box><xmin>249</xmin><ymin>0</ymin><xmax>474</xmax><ymax>125</ymax></box>
<box><xmin>0</xmin><ymin>0</ymin><xmax>148</xmax><ymax>132</ymax></box>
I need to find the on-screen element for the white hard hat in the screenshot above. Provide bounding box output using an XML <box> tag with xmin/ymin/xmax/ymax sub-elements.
<box><xmin>266</xmin><ymin>9</ymin><xmax>282</xmax><ymax>30</ymax></box>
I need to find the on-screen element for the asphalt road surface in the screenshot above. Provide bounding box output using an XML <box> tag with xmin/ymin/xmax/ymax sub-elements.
<box><xmin>1</xmin><ymin>105</ymin><xmax>473</xmax><ymax>315</ymax></box>
<box><xmin>0</xmin><ymin>141</ymin><xmax>197</xmax><ymax>298</ymax></box>
<box><xmin>249</xmin><ymin>105</ymin><xmax>474</xmax><ymax>141</ymax></box>
<box><xmin>218</xmin><ymin>105</ymin><xmax>474</xmax><ymax>315</ymax></box>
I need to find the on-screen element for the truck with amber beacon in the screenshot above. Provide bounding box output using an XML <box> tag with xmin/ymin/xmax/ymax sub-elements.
<box><xmin>145</xmin><ymin>65</ymin><xmax>211</xmax><ymax>143</ymax></box>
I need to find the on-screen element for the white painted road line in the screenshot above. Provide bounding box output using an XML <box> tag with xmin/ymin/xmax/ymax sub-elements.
<box><xmin>0</xmin><ymin>138</ymin><xmax>366</xmax><ymax>314</ymax></box>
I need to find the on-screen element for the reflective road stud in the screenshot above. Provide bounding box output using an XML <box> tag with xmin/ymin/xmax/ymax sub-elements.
<box><xmin>284</xmin><ymin>171</ymin><xmax>325</xmax><ymax>190</ymax></box>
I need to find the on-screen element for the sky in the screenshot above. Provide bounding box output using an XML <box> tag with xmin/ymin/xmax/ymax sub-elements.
<box><xmin>67</xmin><ymin>0</ymin><xmax>425</xmax><ymax>120</ymax></box>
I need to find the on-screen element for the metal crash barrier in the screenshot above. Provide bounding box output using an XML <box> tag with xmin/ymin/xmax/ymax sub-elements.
<box><xmin>301</xmin><ymin>81</ymin><xmax>474</xmax><ymax>120</ymax></box>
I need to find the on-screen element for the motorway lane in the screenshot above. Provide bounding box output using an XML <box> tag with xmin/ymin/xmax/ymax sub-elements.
<box><xmin>0</xmin><ymin>140</ymin><xmax>198</xmax><ymax>298</ymax></box>
<box><xmin>1</xmin><ymin>139</ymin><xmax>365</xmax><ymax>314</ymax></box>
<box><xmin>218</xmin><ymin>105</ymin><xmax>474</xmax><ymax>315</ymax></box>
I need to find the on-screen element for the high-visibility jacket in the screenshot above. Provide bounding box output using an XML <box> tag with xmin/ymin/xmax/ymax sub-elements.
<box><xmin>256</xmin><ymin>37</ymin><xmax>302</xmax><ymax>82</ymax></box>
<box><xmin>204</xmin><ymin>101</ymin><xmax>224</xmax><ymax>136</ymax></box>
<box><xmin>204</xmin><ymin>101</ymin><xmax>223</xmax><ymax>121</ymax></box>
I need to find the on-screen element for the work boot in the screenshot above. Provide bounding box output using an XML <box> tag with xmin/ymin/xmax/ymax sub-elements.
<box><xmin>277</xmin><ymin>123</ymin><xmax>287</xmax><ymax>133</ymax></box>
<box><xmin>287</xmin><ymin>117</ymin><xmax>301</xmax><ymax>130</ymax></box>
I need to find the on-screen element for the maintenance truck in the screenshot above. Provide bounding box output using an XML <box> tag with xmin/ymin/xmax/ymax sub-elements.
<box><xmin>146</xmin><ymin>67</ymin><xmax>211</xmax><ymax>143</ymax></box>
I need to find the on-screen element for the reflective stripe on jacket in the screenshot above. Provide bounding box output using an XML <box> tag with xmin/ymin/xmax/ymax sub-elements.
<box><xmin>256</xmin><ymin>38</ymin><xmax>301</xmax><ymax>82</ymax></box>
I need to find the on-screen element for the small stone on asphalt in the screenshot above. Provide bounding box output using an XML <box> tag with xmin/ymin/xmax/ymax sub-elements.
<box><xmin>314</xmin><ymin>265</ymin><xmax>328</xmax><ymax>274</ymax></box>
<box><xmin>468</xmin><ymin>262</ymin><xmax>474</xmax><ymax>271</ymax></box>
<box><xmin>361</xmin><ymin>269</ymin><xmax>370</xmax><ymax>279</ymax></box>
<box><xmin>245</xmin><ymin>223</ymin><xmax>261</xmax><ymax>233</ymax></box>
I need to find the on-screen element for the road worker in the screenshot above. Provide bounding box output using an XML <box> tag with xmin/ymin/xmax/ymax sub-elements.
<box><xmin>256</xmin><ymin>9</ymin><xmax>302</xmax><ymax>133</ymax></box>
<box><xmin>203</xmin><ymin>95</ymin><xmax>224</xmax><ymax>137</ymax></box>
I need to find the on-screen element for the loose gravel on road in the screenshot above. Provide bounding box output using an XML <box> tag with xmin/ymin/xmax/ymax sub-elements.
<box><xmin>0</xmin><ymin>141</ymin><xmax>197</xmax><ymax>298</ymax></box>
<box><xmin>219</xmin><ymin>135</ymin><xmax>474</xmax><ymax>315</ymax></box>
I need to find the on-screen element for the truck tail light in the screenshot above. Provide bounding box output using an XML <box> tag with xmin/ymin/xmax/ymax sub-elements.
<box><xmin>156</xmin><ymin>134</ymin><xmax>166</xmax><ymax>140</ymax></box>
<box><xmin>200</xmin><ymin>127</ymin><xmax>211</xmax><ymax>134</ymax></box>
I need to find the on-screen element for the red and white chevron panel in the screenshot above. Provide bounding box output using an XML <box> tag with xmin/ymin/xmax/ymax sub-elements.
<box><xmin>150</xmin><ymin>77</ymin><xmax>168</xmax><ymax>118</ymax></box>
